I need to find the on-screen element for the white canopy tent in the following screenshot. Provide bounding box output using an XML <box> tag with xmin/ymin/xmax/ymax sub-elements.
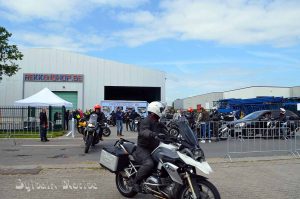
<box><xmin>14</xmin><ymin>88</ymin><xmax>73</xmax><ymax>107</ymax></box>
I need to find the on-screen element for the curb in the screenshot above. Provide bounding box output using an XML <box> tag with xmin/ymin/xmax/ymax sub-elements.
<box><xmin>0</xmin><ymin>136</ymin><xmax>138</xmax><ymax>140</ymax></box>
<box><xmin>1</xmin><ymin>156</ymin><xmax>299</xmax><ymax>171</ymax></box>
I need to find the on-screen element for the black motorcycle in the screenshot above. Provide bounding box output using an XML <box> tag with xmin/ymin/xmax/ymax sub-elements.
<box><xmin>107</xmin><ymin>115</ymin><xmax>116</xmax><ymax>126</ymax></box>
<box><xmin>84</xmin><ymin>114</ymin><xmax>112</xmax><ymax>153</ymax></box>
<box><xmin>100</xmin><ymin>121</ymin><xmax>220</xmax><ymax>199</ymax></box>
<box><xmin>84</xmin><ymin>114</ymin><xmax>99</xmax><ymax>153</ymax></box>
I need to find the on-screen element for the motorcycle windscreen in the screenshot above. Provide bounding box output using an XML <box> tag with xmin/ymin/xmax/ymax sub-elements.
<box><xmin>177</xmin><ymin>121</ymin><xmax>199</xmax><ymax>148</ymax></box>
<box><xmin>88</xmin><ymin>114</ymin><xmax>98</xmax><ymax>126</ymax></box>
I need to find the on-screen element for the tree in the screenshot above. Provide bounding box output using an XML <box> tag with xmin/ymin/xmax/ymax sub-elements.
<box><xmin>0</xmin><ymin>26</ymin><xmax>23</xmax><ymax>80</ymax></box>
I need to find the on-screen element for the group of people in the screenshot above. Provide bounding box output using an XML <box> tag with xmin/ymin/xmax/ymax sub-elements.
<box><xmin>63</xmin><ymin>105</ymin><xmax>142</xmax><ymax>138</ymax></box>
<box><xmin>110</xmin><ymin>108</ymin><xmax>141</xmax><ymax>136</ymax></box>
<box><xmin>172</xmin><ymin>107</ymin><xmax>212</xmax><ymax>143</ymax></box>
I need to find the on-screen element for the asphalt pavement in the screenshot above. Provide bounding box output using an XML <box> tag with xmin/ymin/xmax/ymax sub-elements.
<box><xmin>3</xmin><ymin>126</ymin><xmax>298</xmax><ymax>167</ymax></box>
<box><xmin>0</xmin><ymin>127</ymin><xmax>233</xmax><ymax>167</ymax></box>
<box><xmin>1</xmin><ymin>127</ymin><xmax>300</xmax><ymax>199</ymax></box>
<box><xmin>1</xmin><ymin>158</ymin><xmax>300</xmax><ymax>199</ymax></box>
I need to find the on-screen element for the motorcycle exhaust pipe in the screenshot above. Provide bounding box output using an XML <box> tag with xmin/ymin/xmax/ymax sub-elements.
<box><xmin>153</xmin><ymin>194</ymin><xmax>167</xmax><ymax>199</ymax></box>
<box><xmin>145</xmin><ymin>186</ymin><xmax>167</xmax><ymax>199</ymax></box>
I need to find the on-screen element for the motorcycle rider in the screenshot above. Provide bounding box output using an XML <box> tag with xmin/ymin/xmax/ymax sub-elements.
<box><xmin>132</xmin><ymin>101</ymin><xmax>167</xmax><ymax>192</ymax></box>
<box><xmin>90</xmin><ymin>104</ymin><xmax>106</xmax><ymax>141</ymax></box>
<box><xmin>130</xmin><ymin>109</ymin><xmax>140</xmax><ymax>132</ymax></box>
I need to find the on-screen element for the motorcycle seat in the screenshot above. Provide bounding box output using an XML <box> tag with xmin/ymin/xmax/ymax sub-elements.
<box><xmin>123</xmin><ymin>142</ymin><xmax>137</xmax><ymax>155</ymax></box>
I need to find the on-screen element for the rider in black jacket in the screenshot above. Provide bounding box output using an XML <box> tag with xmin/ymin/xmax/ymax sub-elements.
<box><xmin>132</xmin><ymin>101</ymin><xmax>166</xmax><ymax>192</ymax></box>
<box><xmin>90</xmin><ymin>104</ymin><xmax>106</xmax><ymax>141</ymax></box>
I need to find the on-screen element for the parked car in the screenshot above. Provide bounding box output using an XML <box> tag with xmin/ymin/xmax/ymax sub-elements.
<box><xmin>223</xmin><ymin>110</ymin><xmax>300</xmax><ymax>138</ymax></box>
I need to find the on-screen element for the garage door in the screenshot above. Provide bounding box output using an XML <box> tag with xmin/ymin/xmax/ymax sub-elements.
<box><xmin>104</xmin><ymin>86</ymin><xmax>161</xmax><ymax>102</ymax></box>
<box><xmin>54</xmin><ymin>91</ymin><xmax>78</xmax><ymax>110</ymax></box>
<box><xmin>51</xmin><ymin>91</ymin><xmax>78</xmax><ymax>126</ymax></box>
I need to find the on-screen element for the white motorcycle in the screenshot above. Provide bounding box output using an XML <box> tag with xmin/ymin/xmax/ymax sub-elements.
<box><xmin>100</xmin><ymin>121</ymin><xmax>220</xmax><ymax>199</ymax></box>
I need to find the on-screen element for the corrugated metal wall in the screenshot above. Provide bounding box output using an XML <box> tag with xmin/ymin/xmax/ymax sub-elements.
<box><xmin>0</xmin><ymin>48</ymin><xmax>166</xmax><ymax>110</ymax></box>
<box><xmin>174</xmin><ymin>86</ymin><xmax>300</xmax><ymax>110</ymax></box>
<box><xmin>223</xmin><ymin>87</ymin><xmax>290</xmax><ymax>99</ymax></box>
<box><xmin>182</xmin><ymin>92</ymin><xmax>223</xmax><ymax>110</ymax></box>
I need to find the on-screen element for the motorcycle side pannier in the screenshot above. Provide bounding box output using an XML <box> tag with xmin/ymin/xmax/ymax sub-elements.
<box><xmin>99</xmin><ymin>147</ymin><xmax>129</xmax><ymax>172</ymax></box>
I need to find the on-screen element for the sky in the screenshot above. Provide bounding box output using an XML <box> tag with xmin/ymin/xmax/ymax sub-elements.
<box><xmin>1</xmin><ymin>0</ymin><xmax>300</xmax><ymax>104</ymax></box>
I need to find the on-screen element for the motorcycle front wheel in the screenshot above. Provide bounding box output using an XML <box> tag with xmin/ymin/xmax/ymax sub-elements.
<box><xmin>84</xmin><ymin>134</ymin><xmax>93</xmax><ymax>153</ymax></box>
<box><xmin>103</xmin><ymin>127</ymin><xmax>111</xmax><ymax>137</ymax></box>
<box><xmin>115</xmin><ymin>172</ymin><xmax>137</xmax><ymax>198</ymax></box>
<box><xmin>179</xmin><ymin>179</ymin><xmax>220</xmax><ymax>199</ymax></box>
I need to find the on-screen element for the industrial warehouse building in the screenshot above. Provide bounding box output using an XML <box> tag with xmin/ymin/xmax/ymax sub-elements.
<box><xmin>0</xmin><ymin>48</ymin><xmax>166</xmax><ymax>110</ymax></box>
<box><xmin>174</xmin><ymin>86</ymin><xmax>300</xmax><ymax>110</ymax></box>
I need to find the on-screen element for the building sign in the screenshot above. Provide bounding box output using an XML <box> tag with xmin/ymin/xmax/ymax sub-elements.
<box><xmin>24</xmin><ymin>73</ymin><xmax>83</xmax><ymax>82</ymax></box>
<box><xmin>101</xmin><ymin>100</ymin><xmax>148</xmax><ymax>108</ymax></box>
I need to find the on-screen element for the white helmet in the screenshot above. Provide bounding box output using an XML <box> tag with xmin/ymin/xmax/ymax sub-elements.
<box><xmin>280</xmin><ymin>108</ymin><xmax>286</xmax><ymax>114</ymax></box>
<box><xmin>147</xmin><ymin>101</ymin><xmax>165</xmax><ymax>118</ymax></box>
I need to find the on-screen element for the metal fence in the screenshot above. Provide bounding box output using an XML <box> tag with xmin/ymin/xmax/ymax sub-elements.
<box><xmin>294</xmin><ymin>126</ymin><xmax>300</xmax><ymax>156</ymax></box>
<box><xmin>195</xmin><ymin>120</ymin><xmax>300</xmax><ymax>160</ymax></box>
<box><xmin>0</xmin><ymin>106</ymin><xmax>65</xmax><ymax>138</ymax></box>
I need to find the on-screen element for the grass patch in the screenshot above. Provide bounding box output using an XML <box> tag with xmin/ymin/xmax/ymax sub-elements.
<box><xmin>0</xmin><ymin>131</ymin><xmax>65</xmax><ymax>138</ymax></box>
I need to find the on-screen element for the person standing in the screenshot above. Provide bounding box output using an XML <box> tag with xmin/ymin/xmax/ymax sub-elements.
<box><xmin>277</xmin><ymin>108</ymin><xmax>288</xmax><ymax>140</ymax></box>
<box><xmin>124</xmin><ymin>110</ymin><xmax>131</xmax><ymax>131</ymax></box>
<box><xmin>196</xmin><ymin>108</ymin><xmax>210</xmax><ymax>143</ymax></box>
<box><xmin>173</xmin><ymin>109</ymin><xmax>187</xmax><ymax>121</ymax></box>
<box><xmin>130</xmin><ymin>109</ymin><xmax>138</xmax><ymax>131</ymax></box>
<box><xmin>116</xmin><ymin>107</ymin><xmax>124</xmax><ymax>136</ymax></box>
<box><xmin>110</xmin><ymin>110</ymin><xmax>116</xmax><ymax>126</ymax></box>
<box><xmin>39</xmin><ymin>108</ymin><xmax>49</xmax><ymax>142</ymax></box>
<box><xmin>64</xmin><ymin>110</ymin><xmax>69</xmax><ymax>130</ymax></box>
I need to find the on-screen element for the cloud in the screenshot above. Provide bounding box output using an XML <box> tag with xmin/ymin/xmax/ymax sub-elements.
<box><xmin>246</xmin><ymin>51</ymin><xmax>300</xmax><ymax>65</ymax></box>
<box><xmin>0</xmin><ymin>0</ymin><xmax>85</xmax><ymax>22</ymax></box>
<box><xmin>90</xmin><ymin>0</ymin><xmax>149</xmax><ymax>9</ymax></box>
<box><xmin>117</xmin><ymin>11</ymin><xmax>155</xmax><ymax>25</ymax></box>
<box><xmin>2</xmin><ymin>0</ymin><xmax>300</xmax><ymax>52</ymax></box>
<box><xmin>0</xmin><ymin>0</ymin><xmax>148</xmax><ymax>22</ymax></box>
<box><xmin>116</xmin><ymin>0</ymin><xmax>300</xmax><ymax>47</ymax></box>
<box><xmin>13</xmin><ymin>31</ymin><xmax>112</xmax><ymax>52</ymax></box>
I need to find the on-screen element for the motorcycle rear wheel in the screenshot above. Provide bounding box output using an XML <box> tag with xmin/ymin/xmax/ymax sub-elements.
<box><xmin>103</xmin><ymin>127</ymin><xmax>111</xmax><ymax>137</ymax></box>
<box><xmin>115</xmin><ymin>172</ymin><xmax>137</xmax><ymax>198</ymax></box>
<box><xmin>178</xmin><ymin>179</ymin><xmax>220</xmax><ymax>199</ymax></box>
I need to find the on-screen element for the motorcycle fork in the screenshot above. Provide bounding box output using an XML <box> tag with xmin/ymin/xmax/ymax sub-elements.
<box><xmin>185</xmin><ymin>172</ymin><xmax>200</xmax><ymax>199</ymax></box>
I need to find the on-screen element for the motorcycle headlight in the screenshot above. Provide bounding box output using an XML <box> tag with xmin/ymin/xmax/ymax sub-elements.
<box><xmin>235</xmin><ymin>122</ymin><xmax>245</xmax><ymax>128</ymax></box>
<box><xmin>88</xmin><ymin>123</ymin><xmax>94</xmax><ymax>127</ymax></box>
<box><xmin>193</xmin><ymin>148</ymin><xmax>205</xmax><ymax>162</ymax></box>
